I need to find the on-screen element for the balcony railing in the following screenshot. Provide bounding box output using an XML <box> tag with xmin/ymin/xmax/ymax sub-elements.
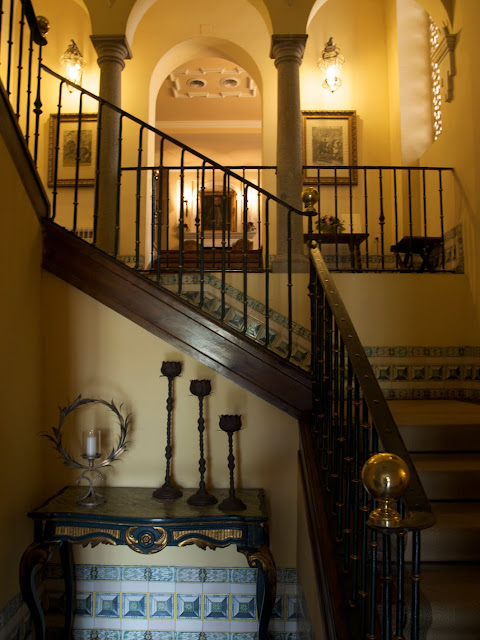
<box><xmin>2</xmin><ymin>4</ymin><xmax>436</xmax><ymax>639</ymax></box>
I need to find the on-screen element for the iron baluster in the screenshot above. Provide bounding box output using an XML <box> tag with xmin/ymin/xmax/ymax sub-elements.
<box><xmin>411</xmin><ymin>530</ymin><xmax>421</xmax><ymax>640</ymax></box>
<box><xmin>324</xmin><ymin>301</ymin><xmax>334</xmax><ymax>480</ymax></box>
<box><xmin>24</xmin><ymin>30</ymin><xmax>34</xmax><ymax>146</ymax></box>
<box><xmin>381</xmin><ymin>533</ymin><xmax>393</xmax><ymax>640</ymax></box>
<box><xmin>177</xmin><ymin>149</ymin><xmax>186</xmax><ymax>292</ymax></box>
<box><xmin>408</xmin><ymin>168</ymin><xmax>413</xmax><ymax>239</ymax></box>
<box><xmin>132</xmin><ymin>125</ymin><xmax>144</xmax><ymax>268</ymax></box>
<box><xmin>92</xmin><ymin>103</ymin><xmax>102</xmax><ymax>244</ymax></box>
<box><xmin>368</xmin><ymin>528</ymin><xmax>379</xmax><ymax>639</ymax></box>
<box><xmin>334</xmin><ymin>169</ymin><xmax>339</xmax><ymax>269</ymax></box>
<box><xmin>72</xmin><ymin>97</ymin><xmax>86</xmax><ymax>232</ymax></box>
<box><xmin>51</xmin><ymin>84</ymin><xmax>64</xmax><ymax>220</ymax></box>
<box><xmin>378</xmin><ymin>168</ymin><xmax>385</xmax><ymax>270</ymax></box>
<box><xmin>363</xmin><ymin>169</ymin><xmax>369</xmax><ymax>270</ymax></box>
<box><xmin>335</xmin><ymin>337</ymin><xmax>346</xmax><ymax>543</ymax></box>
<box><xmin>15</xmin><ymin>3</ymin><xmax>25</xmax><ymax>119</ymax></box>
<box><xmin>165</xmin><ymin>166</ymin><xmax>171</xmax><ymax>269</ymax></box>
<box><xmin>6</xmin><ymin>0</ymin><xmax>14</xmax><ymax>96</ymax></box>
<box><xmin>438</xmin><ymin>169</ymin><xmax>445</xmax><ymax>269</ymax></box>
<box><xmin>264</xmin><ymin>197</ymin><xmax>271</xmax><ymax>347</ymax></box>
<box><xmin>220</xmin><ymin>174</ymin><xmax>227</xmax><ymax>321</ymax></box>
<box><xmin>395</xmin><ymin>503</ymin><xmax>407</xmax><ymax>640</ymax></box>
<box><xmin>242</xmin><ymin>184</ymin><xmax>249</xmax><ymax>333</ymax></box>
<box><xmin>32</xmin><ymin>36</ymin><xmax>44</xmax><ymax>165</ymax></box>
<box><xmin>199</xmin><ymin>162</ymin><xmax>206</xmax><ymax>309</ymax></box>
<box><xmin>393</xmin><ymin>168</ymin><xmax>399</xmax><ymax>270</ymax></box>
<box><xmin>343</xmin><ymin>358</ymin><xmax>354</xmax><ymax>573</ymax></box>
<box><xmin>350</xmin><ymin>376</ymin><xmax>361</xmax><ymax>607</ymax></box>
<box><xmin>150</xmin><ymin>169</ymin><xmax>157</xmax><ymax>273</ymax></box>
<box><xmin>256</xmin><ymin>169</ymin><xmax>262</xmax><ymax>269</ymax></box>
<box><xmin>287</xmin><ymin>207</ymin><xmax>293</xmax><ymax>359</ymax></box>
<box><xmin>332</xmin><ymin>323</ymin><xmax>341</xmax><ymax>520</ymax></box>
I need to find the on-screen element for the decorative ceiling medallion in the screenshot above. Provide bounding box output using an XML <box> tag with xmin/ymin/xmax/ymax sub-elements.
<box><xmin>220</xmin><ymin>77</ymin><xmax>240</xmax><ymax>89</ymax></box>
<box><xmin>169</xmin><ymin>67</ymin><xmax>256</xmax><ymax>99</ymax></box>
<box><xmin>186</xmin><ymin>78</ymin><xmax>207</xmax><ymax>89</ymax></box>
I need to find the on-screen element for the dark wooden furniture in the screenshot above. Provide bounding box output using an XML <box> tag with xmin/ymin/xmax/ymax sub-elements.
<box><xmin>390</xmin><ymin>235</ymin><xmax>443</xmax><ymax>271</ymax></box>
<box><xmin>20</xmin><ymin>486</ymin><xmax>276</xmax><ymax>640</ymax></box>
<box><xmin>304</xmin><ymin>233</ymin><xmax>368</xmax><ymax>271</ymax></box>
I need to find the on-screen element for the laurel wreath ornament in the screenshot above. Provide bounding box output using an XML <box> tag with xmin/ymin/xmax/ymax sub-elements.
<box><xmin>42</xmin><ymin>395</ymin><xmax>131</xmax><ymax>506</ymax></box>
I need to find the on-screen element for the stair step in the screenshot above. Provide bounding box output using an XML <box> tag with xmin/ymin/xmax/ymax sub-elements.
<box><xmin>412</xmin><ymin>453</ymin><xmax>480</xmax><ymax>500</ymax></box>
<box><xmin>417</xmin><ymin>502</ymin><xmax>480</xmax><ymax>562</ymax></box>
<box><xmin>389</xmin><ymin>400</ymin><xmax>480</xmax><ymax>451</ymax></box>
<box><xmin>419</xmin><ymin>564</ymin><xmax>480</xmax><ymax>639</ymax></box>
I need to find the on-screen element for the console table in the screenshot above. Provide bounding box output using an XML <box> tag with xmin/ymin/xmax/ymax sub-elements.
<box><xmin>19</xmin><ymin>486</ymin><xmax>275</xmax><ymax>640</ymax></box>
<box><xmin>304</xmin><ymin>232</ymin><xmax>368</xmax><ymax>271</ymax></box>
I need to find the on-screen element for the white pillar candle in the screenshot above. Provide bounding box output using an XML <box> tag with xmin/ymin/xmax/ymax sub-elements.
<box><xmin>86</xmin><ymin>430</ymin><xmax>97</xmax><ymax>457</ymax></box>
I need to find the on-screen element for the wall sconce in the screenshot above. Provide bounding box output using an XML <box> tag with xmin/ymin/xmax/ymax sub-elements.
<box><xmin>60</xmin><ymin>39</ymin><xmax>85</xmax><ymax>89</ymax></box>
<box><xmin>318</xmin><ymin>37</ymin><xmax>345</xmax><ymax>93</ymax></box>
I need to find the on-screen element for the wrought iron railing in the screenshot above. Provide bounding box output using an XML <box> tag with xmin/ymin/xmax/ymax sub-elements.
<box><xmin>306</xmin><ymin>243</ymin><xmax>435</xmax><ymax>639</ymax></box>
<box><xmin>304</xmin><ymin>165</ymin><xmax>455</xmax><ymax>272</ymax></box>
<box><xmin>3</xmin><ymin>5</ymin><xmax>436</xmax><ymax>637</ymax></box>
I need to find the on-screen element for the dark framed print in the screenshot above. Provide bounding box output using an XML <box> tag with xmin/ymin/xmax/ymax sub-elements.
<box><xmin>302</xmin><ymin>110</ymin><xmax>357</xmax><ymax>185</ymax></box>
<box><xmin>48</xmin><ymin>113</ymin><xmax>97</xmax><ymax>187</ymax></box>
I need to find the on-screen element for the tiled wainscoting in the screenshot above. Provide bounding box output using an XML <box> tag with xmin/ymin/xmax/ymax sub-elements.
<box><xmin>367</xmin><ymin>346</ymin><xmax>480</xmax><ymax>401</ymax></box>
<box><xmin>0</xmin><ymin>565</ymin><xmax>306</xmax><ymax>640</ymax></box>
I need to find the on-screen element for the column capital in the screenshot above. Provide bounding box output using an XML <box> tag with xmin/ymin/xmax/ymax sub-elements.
<box><xmin>90</xmin><ymin>34</ymin><xmax>132</xmax><ymax>70</ymax></box>
<box><xmin>270</xmin><ymin>34</ymin><xmax>308</xmax><ymax>67</ymax></box>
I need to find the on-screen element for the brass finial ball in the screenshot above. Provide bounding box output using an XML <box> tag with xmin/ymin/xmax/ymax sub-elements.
<box><xmin>362</xmin><ymin>452</ymin><xmax>410</xmax><ymax>502</ymax></box>
<box><xmin>302</xmin><ymin>187</ymin><xmax>319</xmax><ymax>210</ymax></box>
<box><xmin>362</xmin><ymin>452</ymin><xmax>410</xmax><ymax>528</ymax></box>
<box><xmin>36</xmin><ymin>16</ymin><xmax>50</xmax><ymax>37</ymax></box>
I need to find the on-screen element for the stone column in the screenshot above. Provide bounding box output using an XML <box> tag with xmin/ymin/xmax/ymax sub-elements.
<box><xmin>90</xmin><ymin>35</ymin><xmax>132</xmax><ymax>254</ymax></box>
<box><xmin>270</xmin><ymin>34</ymin><xmax>308</xmax><ymax>273</ymax></box>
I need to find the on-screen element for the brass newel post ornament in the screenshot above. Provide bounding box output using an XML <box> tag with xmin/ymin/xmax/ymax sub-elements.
<box><xmin>188</xmin><ymin>380</ymin><xmax>217</xmax><ymax>506</ymax></box>
<box><xmin>362</xmin><ymin>452</ymin><xmax>410</xmax><ymax>528</ymax></box>
<box><xmin>153</xmin><ymin>361</ymin><xmax>183</xmax><ymax>500</ymax></box>
<box><xmin>218</xmin><ymin>415</ymin><xmax>246</xmax><ymax>511</ymax></box>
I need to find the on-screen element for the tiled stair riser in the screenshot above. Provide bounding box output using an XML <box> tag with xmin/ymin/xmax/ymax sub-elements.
<box><xmin>0</xmin><ymin>566</ymin><xmax>304</xmax><ymax>640</ymax></box>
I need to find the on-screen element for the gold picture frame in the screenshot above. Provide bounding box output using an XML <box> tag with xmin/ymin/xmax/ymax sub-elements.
<box><xmin>302</xmin><ymin>110</ymin><xmax>357</xmax><ymax>185</ymax></box>
<box><xmin>48</xmin><ymin>113</ymin><xmax>97</xmax><ymax>187</ymax></box>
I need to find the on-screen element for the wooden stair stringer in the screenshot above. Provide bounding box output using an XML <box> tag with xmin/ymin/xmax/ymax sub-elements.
<box><xmin>41</xmin><ymin>218</ymin><xmax>312</xmax><ymax>418</ymax></box>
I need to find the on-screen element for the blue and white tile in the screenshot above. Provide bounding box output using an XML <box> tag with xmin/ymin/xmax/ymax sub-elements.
<box><xmin>286</xmin><ymin>596</ymin><xmax>298</xmax><ymax>620</ymax></box>
<box><xmin>175</xmin><ymin>568</ymin><xmax>202</xmax><ymax>583</ymax></box>
<box><xmin>74</xmin><ymin>592</ymin><xmax>93</xmax><ymax>617</ymax></box>
<box><xmin>204</xmin><ymin>594</ymin><xmax>229</xmax><ymax>619</ymax></box>
<box><xmin>122</xmin><ymin>593</ymin><xmax>147</xmax><ymax>618</ymax></box>
<box><xmin>230</xmin><ymin>569</ymin><xmax>256</xmax><ymax>584</ymax></box>
<box><xmin>95</xmin><ymin>593</ymin><xmax>120</xmax><ymax>618</ymax></box>
<box><xmin>231</xmin><ymin>595</ymin><xmax>256</xmax><ymax>620</ymax></box>
<box><xmin>176</xmin><ymin>594</ymin><xmax>201</xmax><ymax>619</ymax></box>
<box><xmin>149</xmin><ymin>594</ymin><xmax>174</xmax><ymax>619</ymax></box>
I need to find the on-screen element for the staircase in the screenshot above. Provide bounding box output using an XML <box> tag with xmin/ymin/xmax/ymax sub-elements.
<box><xmin>390</xmin><ymin>399</ymin><xmax>480</xmax><ymax>640</ymax></box>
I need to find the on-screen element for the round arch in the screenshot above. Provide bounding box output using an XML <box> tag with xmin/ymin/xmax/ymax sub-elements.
<box><xmin>147</xmin><ymin>36</ymin><xmax>264</xmax><ymax>127</ymax></box>
<box><xmin>306</xmin><ymin>0</ymin><xmax>452</xmax><ymax>31</ymax></box>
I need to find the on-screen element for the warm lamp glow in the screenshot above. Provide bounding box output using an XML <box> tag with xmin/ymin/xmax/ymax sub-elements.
<box><xmin>60</xmin><ymin>40</ymin><xmax>85</xmax><ymax>90</ymax></box>
<box><xmin>318</xmin><ymin>37</ymin><xmax>345</xmax><ymax>93</ymax></box>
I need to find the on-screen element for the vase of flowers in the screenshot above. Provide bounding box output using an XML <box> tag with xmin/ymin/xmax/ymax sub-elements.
<box><xmin>316</xmin><ymin>215</ymin><xmax>345</xmax><ymax>234</ymax></box>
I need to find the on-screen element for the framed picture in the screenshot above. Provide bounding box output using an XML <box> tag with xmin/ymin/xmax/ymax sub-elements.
<box><xmin>302</xmin><ymin>110</ymin><xmax>357</xmax><ymax>185</ymax></box>
<box><xmin>48</xmin><ymin>113</ymin><xmax>97</xmax><ymax>187</ymax></box>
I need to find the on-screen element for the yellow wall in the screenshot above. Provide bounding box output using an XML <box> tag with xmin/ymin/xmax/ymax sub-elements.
<box><xmin>0</xmin><ymin>134</ymin><xmax>44</xmax><ymax>609</ymax></box>
<box><xmin>41</xmin><ymin>275</ymin><xmax>299</xmax><ymax>567</ymax></box>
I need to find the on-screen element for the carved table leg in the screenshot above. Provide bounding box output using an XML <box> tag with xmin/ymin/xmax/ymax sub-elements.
<box><xmin>239</xmin><ymin>545</ymin><xmax>277</xmax><ymax>640</ymax></box>
<box><xmin>60</xmin><ymin>542</ymin><xmax>74</xmax><ymax>638</ymax></box>
<box><xmin>19</xmin><ymin>541</ymin><xmax>62</xmax><ymax>640</ymax></box>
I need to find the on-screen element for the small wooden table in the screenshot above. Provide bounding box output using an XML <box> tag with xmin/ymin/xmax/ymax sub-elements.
<box><xmin>304</xmin><ymin>232</ymin><xmax>369</xmax><ymax>271</ymax></box>
<box><xmin>390</xmin><ymin>236</ymin><xmax>443</xmax><ymax>272</ymax></box>
<box><xmin>19</xmin><ymin>486</ymin><xmax>275</xmax><ymax>640</ymax></box>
